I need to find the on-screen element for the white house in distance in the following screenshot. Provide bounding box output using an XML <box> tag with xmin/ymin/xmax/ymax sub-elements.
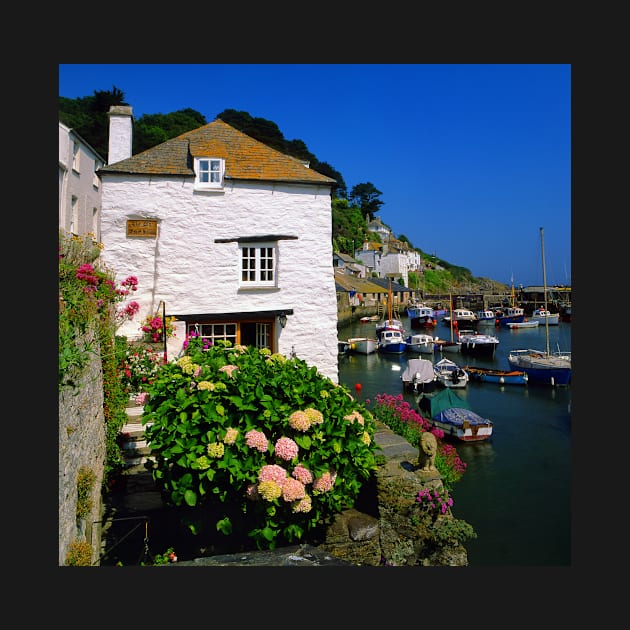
<box><xmin>59</xmin><ymin>121</ymin><xmax>106</xmax><ymax>240</ymax></box>
<box><xmin>98</xmin><ymin>106</ymin><xmax>340</xmax><ymax>382</ymax></box>
<box><xmin>354</xmin><ymin>217</ymin><xmax>422</xmax><ymax>287</ymax></box>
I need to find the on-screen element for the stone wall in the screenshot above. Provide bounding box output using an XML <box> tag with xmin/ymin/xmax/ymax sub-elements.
<box><xmin>58</xmin><ymin>328</ymin><xmax>106</xmax><ymax>566</ymax></box>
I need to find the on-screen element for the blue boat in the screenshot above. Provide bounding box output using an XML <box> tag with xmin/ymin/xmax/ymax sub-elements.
<box><xmin>377</xmin><ymin>328</ymin><xmax>407</xmax><ymax>354</ymax></box>
<box><xmin>463</xmin><ymin>366</ymin><xmax>528</xmax><ymax>386</ymax></box>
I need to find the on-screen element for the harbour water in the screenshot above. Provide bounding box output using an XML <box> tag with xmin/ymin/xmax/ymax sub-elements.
<box><xmin>337</xmin><ymin>315</ymin><xmax>572</xmax><ymax>566</ymax></box>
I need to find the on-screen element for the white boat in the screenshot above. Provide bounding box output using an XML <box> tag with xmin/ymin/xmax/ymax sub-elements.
<box><xmin>530</xmin><ymin>307</ymin><xmax>560</xmax><ymax>325</ymax></box>
<box><xmin>407</xmin><ymin>302</ymin><xmax>437</xmax><ymax>329</ymax></box>
<box><xmin>405</xmin><ymin>333</ymin><xmax>436</xmax><ymax>354</ymax></box>
<box><xmin>506</xmin><ymin>320</ymin><xmax>539</xmax><ymax>329</ymax></box>
<box><xmin>507</xmin><ymin>228</ymin><xmax>571</xmax><ymax>386</ymax></box>
<box><xmin>442</xmin><ymin>308</ymin><xmax>478</xmax><ymax>327</ymax></box>
<box><xmin>376</xmin><ymin>279</ymin><xmax>406</xmax><ymax>355</ymax></box>
<box><xmin>433</xmin><ymin>339</ymin><xmax>461</xmax><ymax>353</ymax></box>
<box><xmin>434</xmin><ymin>357</ymin><xmax>469</xmax><ymax>388</ymax></box>
<box><xmin>457</xmin><ymin>331</ymin><xmax>500</xmax><ymax>358</ymax></box>
<box><xmin>401</xmin><ymin>358</ymin><xmax>438</xmax><ymax>393</ymax></box>
<box><xmin>378</xmin><ymin>328</ymin><xmax>407</xmax><ymax>354</ymax></box>
<box><xmin>475</xmin><ymin>309</ymin><xmax>497</xmax><ymax>326</ymax></box>
<box><xmin>346</xmin><ymin>337</ymin><xmax>378</xmax><ymax>355</ymax></box>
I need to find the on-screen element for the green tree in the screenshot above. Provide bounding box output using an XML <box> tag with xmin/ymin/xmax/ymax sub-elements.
<box><xmin>349</xmin><ymin>182</ymin><xmax>384</xmax><ymax>221</ymax></box>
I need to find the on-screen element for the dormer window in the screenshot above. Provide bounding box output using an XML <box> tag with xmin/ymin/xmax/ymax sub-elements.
<box><xmin>195</xmin><ymin>158</ymin><xmax>224</xmax><ymax>190</ymax></box>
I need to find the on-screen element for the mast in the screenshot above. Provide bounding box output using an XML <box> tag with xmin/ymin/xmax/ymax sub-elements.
<box><xmin>540</xmin><ymin>227</ymin><xmax>550</xmax><ymax>356</ymax></box>
<box><xmin>449</xmin><ymin>291</ymin><xmax>454</xmax><ymax>342</ymax></box>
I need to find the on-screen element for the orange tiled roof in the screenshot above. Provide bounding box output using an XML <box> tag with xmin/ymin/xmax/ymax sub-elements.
<box><xmin>100</xmin><ymin>118</ymin><xmax>336</xmax><ymax>186</ymax></box>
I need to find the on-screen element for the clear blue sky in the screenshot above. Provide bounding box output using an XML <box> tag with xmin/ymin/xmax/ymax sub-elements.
<box><xmin>59</xmin><ymin>63</ymin><xmax>571</xmax><ymax>288</ymax></box>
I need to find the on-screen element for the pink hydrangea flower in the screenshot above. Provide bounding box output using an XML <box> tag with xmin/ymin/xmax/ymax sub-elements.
<box><xmin>292</xmin><ymin>464</ymin><xmax>313</xmax><ymax>485</ymax></box>
<box><xmin>246</xmin><ymin>484</ymin><xmax>260</xmax><ymax>500</ymax></box>
<box><xmin>259</xmin><ymin>464</ymin><xmax>288</xmax><ymax>486</ymax></box>
<box><xmin>274</xmin><ymin>437</ymin><xmax>299</xmax><ymax>461</ymax></box>
<box><xmin>281</xmin><ymin>478</ymin><xmax>306</xmax><ymax>502</ymax></box>
<box><xmin>245</xmin><ymin>429</ymin><xmax>268</xmax><ymax>452</ymax></box>
<box><xmin>313</xmin><ymin>471</ymin><xmax>336</xmax><ymax>493</ymax></box>
<box><xmin>219</xmin><ymin>364</ymin><xmax>238</xmax><ymax>378</ymax></box>
<box><xmin>288</xmin><ymin>410</ymin><xmax>311</xmax><ymax>431</ymax></box>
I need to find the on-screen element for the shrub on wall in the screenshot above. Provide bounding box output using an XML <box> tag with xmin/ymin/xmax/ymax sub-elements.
<box><xmin>141</xmin><ymin>336</ymin><xmax>379</xmax><ymax>551</ymax></box>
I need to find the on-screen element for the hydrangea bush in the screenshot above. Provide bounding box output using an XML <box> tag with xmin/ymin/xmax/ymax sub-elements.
<box><xmin>141</xmin><ymin>336</ymin><xmax>379</xmax><ymax>551</ymax></box>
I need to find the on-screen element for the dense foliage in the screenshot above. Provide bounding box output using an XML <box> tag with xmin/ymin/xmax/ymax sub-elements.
<box><xmin>141</xmin><ymin>336</ymin><xmax>379</xmax><ymax>551</ymax></box>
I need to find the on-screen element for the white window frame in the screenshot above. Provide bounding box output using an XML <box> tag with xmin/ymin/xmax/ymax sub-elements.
<box><xmin>194</xmin><ymin>157</ymin><xmax>224</xmax><ymax>190</ymax></box>
<box><xmin>72</xmin><ymin>141</ymin><xmax>80</xmax><ymax>173</ymax></box>
<box><xmin>239</xmin><ymin>242</ymin><xmax>277</xmax><ymax>288</ymax></box>
<box><xmin>190</xmin><ymin>323</ymin><xmax>237</xmax><ymax>346</ymax></box>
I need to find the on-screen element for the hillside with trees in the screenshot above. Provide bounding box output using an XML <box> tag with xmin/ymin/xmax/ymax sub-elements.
<box><xmin>59</xmin><ymin>87</ymin><xmax>507</xmax><ymax>295</ymax></box>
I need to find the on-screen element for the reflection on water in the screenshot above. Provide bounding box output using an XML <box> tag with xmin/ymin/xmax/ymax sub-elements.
<box><xmin>338</xmin><ymin>314</ymin><xmax>571</xmax><ymax>566</ymax></box>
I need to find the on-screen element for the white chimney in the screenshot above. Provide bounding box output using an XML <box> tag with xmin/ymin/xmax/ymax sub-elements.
<box><xmin>107</xmin><ymin>105</ymin><xmax>133</xmax><ymax>164</ymax></box>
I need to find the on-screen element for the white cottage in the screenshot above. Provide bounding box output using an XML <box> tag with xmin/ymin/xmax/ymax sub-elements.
<box><xmin>99</xmin><ymin>107</ymin><xmax>340</xmax><ymax>382</ymax></box>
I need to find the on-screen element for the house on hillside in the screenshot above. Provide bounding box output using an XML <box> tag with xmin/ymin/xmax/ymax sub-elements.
<box><xmin>59</xmin><ymin>121</ymin><xmax>105</xmax><ymax>240</ymax></box>
<box><xmin>98</xmin><ymin>106</ymin><xmax>340</xmax><ymax>382</ymax></box>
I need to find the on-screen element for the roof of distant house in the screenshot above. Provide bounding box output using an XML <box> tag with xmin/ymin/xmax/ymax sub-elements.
<box><xmin>100</xmin><ymin>118</ymin><xmax>337</xmax><ymax>186</ymax></box>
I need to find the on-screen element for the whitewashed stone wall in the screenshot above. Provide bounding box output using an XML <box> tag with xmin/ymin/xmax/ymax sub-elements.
<box><xmin>58</xmin><ymin>328</ymin><xmax>106</xmax><ymax>565</ymax></box>
<box><xmin>100</xmin><ymin>176</ymin><xmax>339</xmax><ymax>382</ymax></box>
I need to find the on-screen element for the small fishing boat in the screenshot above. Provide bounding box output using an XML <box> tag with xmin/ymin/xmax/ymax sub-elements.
<box><xmin>530</xmin><ymin>307</ymin><xmax>560</xmax><ymax>326</ymax></box>
<box><xmin>457</xmin><ymin>331</ymin><xmax>500</xmax><ymax>358</ymax></box>
<box><xmin>405</xmin><ymin>333</ymin><xmax>436</xmax><ymax>354</ymax></box>
<box><xmin>418</xmin><ymin>388</ymin><xmax>493</xmax><ymax>442</ymax></box>
<box><xmin>463</xmin><ymin>366</ymin><xmax>528</xmax><ymax>385</ymax></box>
<box><xmin>359</xmin><ymin>315</ymin><xmax>380</xmax><ymax>323</ymax></box>
<box><xmin>346</xmin><ymin>337</ymin><xmax>378</xmax><ymax>354</ymax></box>
<box><xmin>506</xmin><ymin>320</ymin><xmax>539</xmax><ymax>329</ymax></box>
<box><xmin>434</xmin><ymin>357</ymin><xmax>469</xmax><ymax>388</ymax></box>
<box><xmin>338</xmin><ymin>340</ymin><xmax>350</xmax><ymax>355</ymax></box>
<box><xmin>378</xmin><ymin>328</ymin><xmax>407</xmax><ymax>354</ymax></box>
<box><xmin>475</xmin><ymin>309</ymin><xmax>497</xmax><ymax>326</ymax></box>
<box><xmin>401</xmin><ymin>358</ymin><xmax>438</xmax><ymax>393</ymax></box>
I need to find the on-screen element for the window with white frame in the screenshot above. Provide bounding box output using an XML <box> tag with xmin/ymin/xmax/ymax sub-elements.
<box><xmin>194</xmin><ymin>158</ymin><xmax>224</xmax><ymax>189</ymax></box>
<box><xmin>72</xmin><ymin>141</ymin><xmax>80</xmax><ymax>172</ymax></box>
<box><xmin>188</xmin><ymin>323</ymin><xmax>237</xmax><ymax>346</ymax></box>
<box><xmin>240</xmin><ymin>243</ymin><xmax>276</xmax><ymax>287</ymax></box>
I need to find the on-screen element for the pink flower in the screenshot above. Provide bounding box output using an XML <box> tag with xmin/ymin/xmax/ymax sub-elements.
<box><xmin>292</xmin><ymin>464</ymin><xmax>313</xmax><ymax>485</ymax></box>
<box><xmin>246</xmin><ymin>484</ymin><xmax>260</xmax><ymax>500</ymax></box>
<box><xmin>288</xmin><ymin>410</ymin><xmax>311</xmax><ymax>431</ymax></box>
<box><xmin>281</xmin><ymin>478</ymin><xmax>306</xmax><ymax>502</ymax></box>
<box><xmin>313</xmin><ymin>471</ymin><xmax>336</xmax><ymax>493</ymax></box>
<box><xmin>219</xmin><ymin>364</ymin><xmax>238</xmax><ymax>378</ymax></box>
<box><xmin>259</xmin><ymin>464</ymin><xmax>288</xmax><ymax>486</ymax></box>
<box><xmin>245</xmin><ymin>429</ymin><xmax>268</xmax><ymax>452</ymax></box>
<box><xmin>274</xmin><ymin>437</ymin><xmax>298</xmax><ymax>461</ymax></box>
<box><xmin>135</xmin><ymin>392</ymin><xmax>148</xmax><ymax>405</ymax></box>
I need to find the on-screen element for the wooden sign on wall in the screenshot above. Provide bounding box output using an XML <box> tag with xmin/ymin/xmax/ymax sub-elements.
<box><xmin>127</xmin><ymin>220</ymin><xmax>158</xmax><ymax>237</ymax></box>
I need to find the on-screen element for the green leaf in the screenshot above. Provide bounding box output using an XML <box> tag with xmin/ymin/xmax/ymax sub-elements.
<box><xmin>216</xmin><ymin>517</ymin><xmax>232</xmax><ymax>535</ymax></box>
<box><xmin>184</xmin><ymin>489</ymin><xmax>197</xmax><ymax>506</ymax></box>
<box><xmin>294</xmin><ymin>434</ymin><xmax>312</xmax><ymax>449</ymax></box>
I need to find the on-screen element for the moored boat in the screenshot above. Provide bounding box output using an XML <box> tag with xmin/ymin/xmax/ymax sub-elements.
<box><xmin>463</xmin><ymin>365</ymin><xmax>528</xmax><ymax>385</ymax></box>
<box><xmin>475</xmin><ymin>309</ymin><xmax>497</xmax><ymax>326</ymax></box>
<box><xmin>407</xmin><ymin>302</ymin><xmax>437</xmax><ymax>329</ymax></box>
<box><xmin>401</xmin><ymin>358</ymin><xmax>438</xmax><ymax>393</ymax></box>
<box><xmin>434</xmin><ymin>357</ymin><xmax>469</xmax><ymax>388</ymax></box>
<box><xmin>346</xmin><ymin>337</ymin><xmax>378</xmax><ymax>355</ymax></box>
<box><xmin>530</xmin><ymin>307</ymin><xmax>560</xmax><ymax>325</ymax></box>
<box><xmin>418</xmin><ymin>388</ymin><xmax>493</xmax><ymax>442</ymax></box>
<box><xmin>405</xmin><ymin>333</ymin><xmax>436</xmax><ymax>354</ymax></box>
<box><xmin>377</xmin><ymin>328</ymin><xmax>407</xmax><ymax>354</ymax></box>
<box><xmin>457</xmin><ymin>331</ymin><xmax>500</xmax><ymax>358</ymax></box>
<box><xmin>506</xmin><ymin>320</ymin><xmax>539</xmax><ymax>329</ymax></box>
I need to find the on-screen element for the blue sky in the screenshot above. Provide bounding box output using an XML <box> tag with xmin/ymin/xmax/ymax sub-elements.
<box><xmin>59</xmin><ymin>63</ymin><xmax>571</xmax><ymax>288</ymax></box>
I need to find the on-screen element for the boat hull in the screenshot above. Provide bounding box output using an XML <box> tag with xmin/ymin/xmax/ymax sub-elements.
<box><xmin>431</xmin><ymin>409</ymin><xmax>493</xmax><ymax>442</ymax></box>
<box><xmin>378</xmin><ymin>342</ymin><xmax>407</xmax><ymax>354</ymax></box>
<box><xmin>507</xmin><ymin>350</ymin><xmax>571</xmax><ymax>386</ymax></box>
<box><xmin>464</xmin><ymin>366</ymin><xmax>528</xmax><ymax>385</ymax></box>
<box><xmin>347</xmin><ymin>337</ymin><xmax>378</xmax><ymax>355</ymax></box>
